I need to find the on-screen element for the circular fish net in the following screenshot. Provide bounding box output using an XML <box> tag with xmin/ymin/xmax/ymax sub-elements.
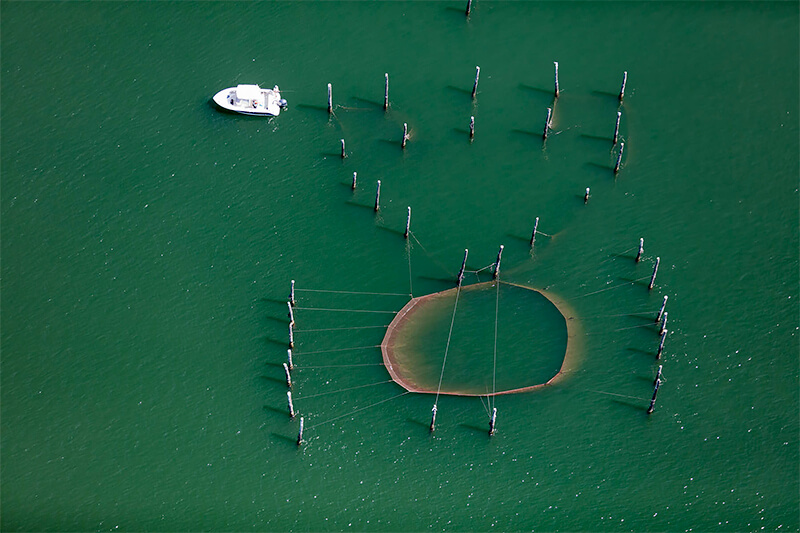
<box><xmin>381</xmin><ymin>281</ymin><xmax>580</xmax><ymax>396</ymax></box>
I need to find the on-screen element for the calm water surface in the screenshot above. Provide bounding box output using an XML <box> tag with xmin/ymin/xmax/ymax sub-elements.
<box><xmin>2</xmin><ymin>2</ymin><xmax>797</xmax><ymax>531</ymax></box>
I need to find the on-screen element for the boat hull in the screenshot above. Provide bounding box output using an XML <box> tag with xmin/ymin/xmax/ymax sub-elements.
<box><xmin>212</xmin><ymin>86</ymin><xmax>283</xmax><ymax>116</ymax></box>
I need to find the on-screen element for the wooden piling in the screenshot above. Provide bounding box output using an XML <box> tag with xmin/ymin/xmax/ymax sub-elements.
<box><xmin>489</xmin><ymin>407</ymin><xmax>497</xmax><ymax>436</ymax></box>
<box><xmin>619</xmin><ymin>71</ymin><xmax>628</xmax><ymax>102</ymax></box>
<box><xmin>287</xmin><ymin>390</ymin><xmax>296</xmax><ymax>418</ymax></box>
<box><xmin>327</xmin><ymin>83</ymin><xmax>333</xmax><ymax>113</ymax></box>
<box><xmin>287</xmin><ymin>349</ymin><xmax>294</xmax><ymax>371</ymax></box>
<box><xmin>659</xmin><ymin>312</ymin><xmax>668</xmax><ymax>336</ymax></box>
<box><xmin>341</xmin><ymin>138</ymin><xmax>346</xmax><ymax>159</ymax></box>
<box><xmin>584</xmin><ymin>187</ymin><xmax>590</xmax><ymax>204</ymax></box>
<box><xmin>543</xmin><ymin>107</ymin><xmax>552</xmax><ymax>140</ymax></box>
<box><xmin>654</xmin><ymin>364</ymin><xmax>663</xmax><ymax>385</ymax></box>
<box><xmin>465</xmin><ymin>0</ymin><xmax>473</xmax><ymax>17</ymax></box>
<box><xmin>384</xmin><ymin>73</ymin><xmax>389</xmax><ymax>110</ymax></box>
<box><xmin>613</xmin><ymin>110</ymin><xmax>622</xmax><ymax>145</ymax></box>
<box><xmin>288</xmin><ymin>301</ymin><xmax>294</xmax><ymax>326</ymax></box>
<box><xmin>647</xmin><ymin>378</ymin><xmax>661</xmax><ymax>414</ymax></box>
<box><xmin>657</xmin><ymin>329</ymin><xmax>667</xmax><ymax>360</ymax></box>
<box><xmin>471</xmin><ymin>66</ymin><xmax>480</xmax><ymax>99</ymax></box>
<box><xmin>402</xmin><ymin>123</ymin><xmax>408</xmax><ymax>149</ymax></box>
<box><xmin>457</xmin><ymin>249</ymin><xmax>469</xmax><ymax>286</ymax></box>
<box><xmin>404</xmin><ymin>206</ymin><xmax>411</xmax><ymax>239</ymax></box>
<box><xmin>656</xmin><ymin>295</ymin><xmax>668</xmax><ymax>323</ymax></box>
<box><xmin>283</xmin><ymin>362</ymin><xmax>292</xmax><ymax>388</ymax></box>
<box><xmin>289</xmin><ymin>322</ymin><xmax>295</xmax><ymax>349</ymax></box>
<box><xmin>636</xmin><ymin>237</ymin><xmax>644</xmax><ymax>262</ymax></box>
<box><xmin>469</xmin><ymin>116</ymin><xmax>475</xmax><ymax>139</ymax></box>
<box><xmin>297</xmin><ymin>416</ymin><xmax>304</xmax><ymax>445</ymax></box>
<box><xmin>351</xmin><ymin>171</ymin><xmax>357</xmax><ymax>190</ymax></box>
<box><xmin>554</xmin><ymin>61</ymin><xmax>560</xmax><ymax>98</ymax></box>
<box><xmin>648</xmin><ymin>256</ymin><xmax>660</xmax><ymax>290</ymax></box>
<box><xmin>290</xmin><ymin>280</ymin><xmax>296</xmax><ymax>306</ymax></box>
<box><xmin>374</xmin><ymin>180</ymin><xmax>381</xmax><ymax>212</ymax></box>
<box><xmin>430</xmin><ymin>404</ymin><xmax>438</xmax><ymax>432</ymax></box>
<box><xmin>530</xmin><ymin>216</ymin><xmax>540</xmax><ymax>249</ymax></box>
<box><xmin>614</xmin><ymin>141</ymin><xmax>624</xmax><ymax>174</ymax></box>
<box><xmin>493</xmin><ymin>245</ymin><xmax>504</xmax><ymax>279</ymax></box>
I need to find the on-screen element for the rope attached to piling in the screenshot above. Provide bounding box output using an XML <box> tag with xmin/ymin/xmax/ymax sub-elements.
<box><xmin>434</xmin><ymin>284</ymin><xmax>463</xmax><ymax>405</ymax></box>
<box><xmin>295</xmin><ymin>379</ymin><xmax>394</xmax><ymax>400</ymax></box>
<box><xmin>307</xmin><ymin>391</ymin><xmax>411</xmax><ymax>430</ymax></box>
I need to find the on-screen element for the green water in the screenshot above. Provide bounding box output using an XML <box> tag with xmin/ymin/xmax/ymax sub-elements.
<box><xmin>2</xmin><ymin>2</ymin><xmax>797</xmax><ymax>531</ymax></box>
<box><xmin>389</xmin><ymin>282</ymin><xmax>569</xmax><ymax>394</ymax></box>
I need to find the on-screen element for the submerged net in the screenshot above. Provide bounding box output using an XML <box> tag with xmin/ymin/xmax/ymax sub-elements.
<box><xmin>381</xmin><ymin>281</ymin><xmax>580</xmax><ymax>396</ymax></box>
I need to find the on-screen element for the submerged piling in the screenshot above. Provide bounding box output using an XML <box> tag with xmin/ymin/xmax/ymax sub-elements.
<box><xmin>489</xmin><ymin>407</ymin><xmax>497</xmax><ymax>436</ymax></box>
<box><xmin>584</xmin><ymin>187</ymin><xmax>591</xmax><ymax>204</ymax></box>
<box><xmin>493</xmin><ymin>245</ymin><xmax>504</xmax><ymax>279</ymax></box>
<box><xmin>613</xmin><ymin>110</ymin><xmax>622</xmax><ymax>146</ymax></box>
<box><xmin>404</xmin><ymin>207</ymin><xmax>411</xmax><ymax>239</ymax></box>
<box><xmin>384</xmin><ymin>73</ymin><xmax>389</xmax><ymax>110</ymax></box>
<box><xmin>374</xmin><ymin>180</ymin><xmax>381</xmax><ymax>212</ymax></box>
<box><xmin>297</xmin><ymin>416</ymin><xmax>304</xmax><ymax>445</ymax></box>
<box><xmin>351</xmin><ymin>171</ymin><xmax>357</xmax><ymax>190</ymax></box>
<box><xmin>636</xmin><ymin>237</ymin><xmax>644</xmax><ymax>263</ymax></box>
<box><xmin>530</xmin><ymin>217</ymin><xmax>540</xmax><ymax>249</ymax></box>
<box><xmin>457</xmin><ymin>249</ymin><xmax>469</xmax><ymax>286</ymax></box>
<box><xmin>290</xmin><ymin>280</ymin><xmax>296</xmax><ymax>307</ymax></box>
<box><xmin>657</xmin><ymin>329</ymin><xmax>667</xmax><ymax>359</ymax></box>
<box><xmin>648</xmin><ymin>256</ymin><xmax>660</xmax><ymax>290</ymax></box>
<box><xmin>543</xmin><ymin>107</ymin><xmax>552</xmax><ymax>140</ymax></box>
<box><xmin>656</xmin><ymin>295</ymin><xmax>668</xmax><ymax>323</ymax></box>
<box><xmin>619</xmin><ymin>71</ymin><xmax>628</xmax><ymax>102</ymax></box>
<box><xmin>402</xmin><ymin>123</ymin><xmax>408</xmax><ymax>149</ymax></box>
<box><xmin>469</xmin><ymin>115</ymin><xmax>475</xmax><ymax>139</ymax></box>
<box><xmin>430</xmin><ymin>404</ymin><xmax>438</xmax><ymax>432</ymax></box>
<box><xmin>472</xmin><ymin>66</ymin><xmax>480</xmax><ymax>99</ymax></box>
<box><xmin>554</xmin><ymin>61</ymin><xmax>560</xmax><ymax>98</ymax></box>
<box><xmin>287</xmin><ymin>391</ymin><xmax>296</xmax><ymax>418</ymax></box>
<box><xmin>614</xmin><ymin>141</ymin><xmax>624</xmax><ymax>174</ymax></box>
<box><xmin>327</xmin><ymin>83</ymin><xmax>333</xmax><ymax>113</ymax></box>
<box><xmin>341</xmin><ymin>139</ymin><xmax>346</xmax><ymax>159</ymax></box>
<box><xmin>647</xmin><ymin>378</ymin><xmax>661</xmax><ymax>414</ymax></box>
<box><xmin>283</xmin><ymin>362</ymin><xmax>292</xmax><ymax>388</ymax></box>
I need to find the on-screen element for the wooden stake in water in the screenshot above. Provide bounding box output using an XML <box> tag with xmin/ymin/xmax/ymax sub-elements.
<box><xmin>471</xmin><ymin>66</ymin><xmax>480</xmax><ymax>99</ymax></box>
<box><xmin>297</xmin><ymin>416</ymin><xmax>304</xmax><ymax>445</ymax></box>
<box><xmin>614</xmin><ymin>141</ymin><xmax>625</xmax><ymax>174</ymax></box>
<box><xmin>283</xmin><ymin>362</ymin><xmax>292</xmax><ymax>388</ymax></box>
<box><xmin>636</xmin><ymin>237</ymin><xmax>644</xmax><ymax>262</ymax></box>
<box><xmin>340</xmin><ymin>138</ymin><xmax>346</xmax><ymax>159</ymax></box>
<box><xmin>327</xmin><ymin>83</ymin><xmax>333</xmax><ymax>113</ymax></box>
<box><xmin>290</xmin><ymin>280</ymin><xmax>296</xmax><ymax>306</ymax></box>
<box><xmin>654</xmin><ymin>364</ymin><xmax>663</xmax><ymax>385</ymax></box>
<box><xmin>554</xmin><ymin>61</ymin><xmax>560</xmax><ymax>98</ymax></box>
<box><xmin>351</xmin><ymin>171</ymin><xmax>357</xmax><ymax>190</ymax></box>
<box><xmin>287</xmin><ymin>390</ymin><xmax>296</xmax><ymax>418</ymax></box>
<box><xmin>384</xmin><ymin>73</ymin><xmax>389</xmax><ymax>110</ymax></box>
<box><xmin>402</xmin><ymin>123</ymin><xmax>408</xmax><ymax>149</ymax></box>
<box><xmin>457</xmin><ymin>249</ymin><xmax>469</xmax><ymax>286</ymax></box>
<box><xmin>489</xmin><ymin>407</ymin><xmax>497</xmax><ymax>436</ymax></box>
<box><xmin>404</xmin><ymin>206</ymin><xmax>411</xmax><ymax>239</ymax></box>
<box><xmin>530</xmin><ymin>216</ymin><xmax>540</xmax><ymax>249</ymax></box>
<box><xmin>287</xmin><ymin>301</ymin><xmax>295</xmax><ymax>326</ymax></box>
<box><xmin>657</xmin><ymin>329</ymin><xmax>667</xmax><ymax>360</ymax></box>
<box><xmin>656</xmin><ymin>295</ymin><xmax>668</xmax><ymax>323</ymax></box>
<box><xmin>374</xmin><ymin>180</ymin><xmax>381</xmax><ymax>212</ymax></box>
<box><xmin>289</xmin><ymin>322</ymin><xmax>295</xmax><ymax>349</ymax></box>
<box><xmin>543</xmin><ymin>107</ymin><xmax>552</xmax><ymax>140</ymax></box>
<box><xmin>465</xmin><ymin>0</ymin><xmax>473</xmax><ymax>17</ymax></box>
<box><xmin>287</xmin><ymin>349</ymin><xmax>294</xmax><ymax>371</ymax></box>
<box><xmin>648</xmin><ymin>256</ymin><xmax>660</xmax><ymax>290</ymax></box>
<box><xmin>584</xmin><ymin>187</ymin><xmax>591</xmax><ymax>204</ymax></box>
<box><xmin>659</xmin><ymin>312</ymin><xmax>668</xmax><ymax>336</ymax></box>
<box><xmin>647</xmin><ymin>378</ymin><xmax>661</xmax><ymax>414</ymax></box>
<box><xmin>619</xmin><ymin>71</ymin><xmax>628</xmax><ymax>102</ymax></box>
<box><xmin>469</xmin><ymin>116</ymin><xmax>475</xmax><ymax>139</ymax></box>
<box><xmin>430</xmin><ymin>404</ymin><xmax>438</xmax><ymax>432</ymax></box>
<box><xmin>613</xmin><ymin>110</ymin><xmax>622</xmax><ymax>145</ymax></box>
<box><xmin>493</xmin><ymin>245</ymin><xmax>504</xmax><ymax>279</ymax></box>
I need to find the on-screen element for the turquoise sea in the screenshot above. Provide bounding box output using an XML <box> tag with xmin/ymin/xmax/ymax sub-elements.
<box><xmin>2</xmin><ymin>2</ymin><xmax>798</xmax><ymax>531</ymax></box>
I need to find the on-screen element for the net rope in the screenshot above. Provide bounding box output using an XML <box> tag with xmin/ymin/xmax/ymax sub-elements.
<box><xmin>434</xmin><ymin>284</ymin><xmax>463</xmax><ymax>405</ymax></box>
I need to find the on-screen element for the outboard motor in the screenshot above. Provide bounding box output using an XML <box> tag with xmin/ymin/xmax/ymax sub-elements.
<box><xmin>278</xmin><ymin>99</ymin><xmax>288</xmax><ymax>109</ymax></box>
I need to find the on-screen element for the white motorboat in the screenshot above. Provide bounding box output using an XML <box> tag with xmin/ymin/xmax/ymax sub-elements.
<box><xmin>212</xmin><ymin>84</ymin><xmax>287</xmax><ymax>116</ymax></box>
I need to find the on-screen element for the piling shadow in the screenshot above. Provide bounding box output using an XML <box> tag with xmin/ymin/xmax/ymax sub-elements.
<box><xmin>351</xmin><ymin>96</ymin><xmax>383</xmax><ymax>110</ymax></box>
<box><xmin>452</xmin><ymin>127</ymin><xmax>472</xmax><ymax>137</ymax></box>
<box><xmin>296</xmin><ymin>103</ymin><xmax>330</xmax><ymax>114</ymax></box>
<box><xmin>626</xmin><ymin>347</ymin><xmax>655</xmax><ymax>357</ymax></box>
<box><xmin>345</xmin><ymin>199</ymin><xmax>377</xmax><ymax>211</ymax></box>
<box><xmin>619</xmin><ymin>276</ymin><xmax>649</xmax><ymax>289</ymax></box>
<box><xmin>519</xmin><ymin>83</ymin><xmax>554</xmax><ymax>97</ymax></box>
<box><xmin>407</xmin><ymin>417</ymin><xmax>431</xmax><ymax>433</ymax></box>
<box><xmin>321</xmin><ymin>152</ymin><xmax>346</xmax><ymax>159</ymax></box>
<box><xmin>580</xmin><ymin>133</ymin><xmax>612</xmax><ymax>144</ymax></box>
<box><xmin>264</xmin><ymin>314</ymin><xmax>289</xmax><ymax>326</ymax></box>
<box><xmin>264</xmin><ymin>361</ymin><xmax>284</xmax><ymax>369</ymax></box>
<box><xmin>611</xmin><ymin>398</ymin><xmax>645</xmax><ymax>414</ymax></box>
<box><xmin>262</xmin><ymin>336</ymin><xmax>290</xmax><ymax>349</ymax></box>
<box><xmin>505</xmin><ymin>232</ymin><xmax>532</xmax><ymax>244</ymax></box>
<box><xmin>446</xmin><ymin>85</ymin><xmax>473</xmax><ymax>98</ymax></box>
<box><xmin>377</xmin><ymin>225</ymin><xmax>406</xmax><ymax>239</ymax></box>
<box><xmin>260</xmin><ymin>374</ymin><xmax>288</xmax><ymax>386</ymax></box>
<box><xmin>418</xmin><ymin>275</ymin><xmax>457</xmax><ymax>287</ymax></box>
<box><xmin>260</xmin><ymin>296</ymin><xmax>290</xmax><ymax>306</ymax></box>
<box><xmin>628</xmin><ymin>313</ymin><xmax>658</xmax><ymax>323</ymax></box>
<box><xmin>270</xmin><ymin>432</ymin><xmax>300</xmax><ymax>449</ymax></box>
<box><xmin>591</xmin><ymin>89</ymin><xmax>619</xmax><ymax>99</ymax></box>
<box><xmin>264</xmin><ymin>404</ymin><xmax>290</xmax><ymax>417</ymax></box>
<box><xmin>459</xmin><ymin>423</ymin><xmax>490</xmax><ymax>437</ymax></box>
<box><xmin>512</xmin><ymin>128</ymin><xmax>542</xmax><ymax>139</ymax></box>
